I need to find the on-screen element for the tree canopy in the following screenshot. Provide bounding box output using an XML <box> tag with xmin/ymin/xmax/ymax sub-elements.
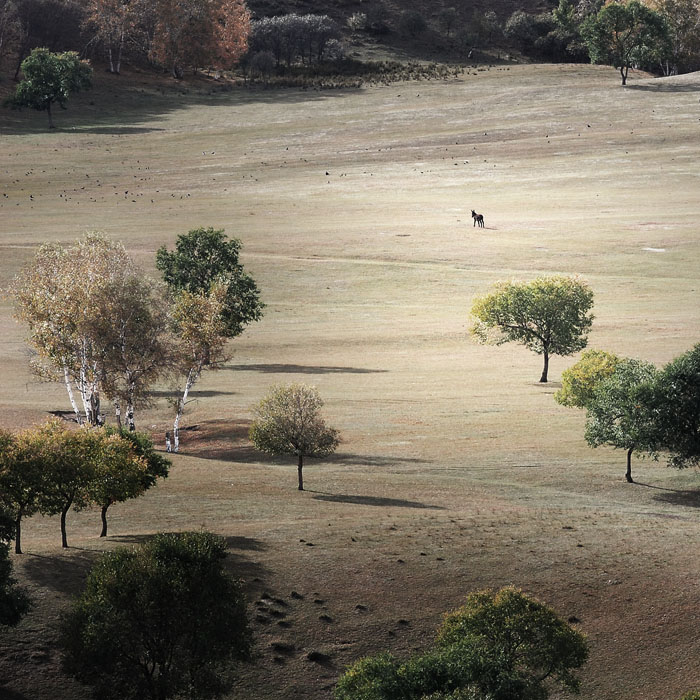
<box><xmin>555</xmin><ymin>349</ymin><xmax>621</xmax><ymax>408</ymax></box>
<box><xmin>584</xmin><ymin>358</ymin><xmax>659</xmax><ymax>482</ymax></box>
<box><xmin>470</xmin><ymin>275</ymin><xmax>594</xmax><ymax>382</ymax></box>
<box><xmin>156</xmin><ymin>227</ymin><xmax>264</xmax><ymax>339</ymax></box>
<box><xmin>334</xmin><ymin>587</ymin><xmax>589</xmax><ymax>700</ymax></box>
<box><xmin>6</xmin><ymin>46</ymin><xmax>92</xmax><ymax>127</ymax></box>
<box><xmin>60</xmin><ymin>531</ymin><xmax>252</xmax><ymax>700</ymax></box>
<box><xmin>249</xmin><ymin>383</ymin><xmax>340</xmax><ymax>490</ymax></box>
<box><xmin>582</xmin><ymin>0</ymin><xmax>669</xmax><ymax>84</ymax></box>
<box><xmin>645</xmin><ymin>343</ymin><xmax>700</xmax><ymax>469</ymax></box>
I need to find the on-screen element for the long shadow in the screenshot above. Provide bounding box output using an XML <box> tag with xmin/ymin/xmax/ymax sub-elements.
<box><xmin>148</xmin><ymin>389</ymin><xmax>237</xmax><ymax>399</ymax></box>
<box><xmin>222</xmin><ymin>363</ymin><xmax>387</xmax><ymax>375</ymax></box>
<box><xmin>0</xmin><ymin>80</ymin><xmax>354</xmax><ymax>136</ymax></box>
<box><xmin>20</xmin><ymin>550</ymin><xmax>99</xmax><ymax>595</ymax></box>
<box><xmin>626</xmin><ymin>82</ymin><xmax>700</xmax><ymax>93</ymax></box>
<box><xmin>332</xmin><ymin>452</ymin><xmax>431</xmax><ymax>467</ymax></box>
<box><xmin>310</xmin><ymin>491</ymin><xmax>444</xmax><ymax>509</ymax></box>
<box><xmin>635</xmin><ymin>482</ymin><xmax>700</xmax><ymax>508</ymax></box>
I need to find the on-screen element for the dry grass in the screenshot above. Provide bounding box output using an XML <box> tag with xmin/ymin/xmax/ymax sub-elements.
<box><xmin>1</xmin><ymin>63</ymin><xmax>699</xmax><ymax>699</ymax></box>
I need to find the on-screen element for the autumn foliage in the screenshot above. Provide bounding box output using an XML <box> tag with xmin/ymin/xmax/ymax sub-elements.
<box><xmin>149</xmin><ymin>0</ymin><xmax>251</xmax><ymax>77</ymax></box>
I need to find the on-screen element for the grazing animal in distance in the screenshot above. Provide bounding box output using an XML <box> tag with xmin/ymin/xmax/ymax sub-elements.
<box><xmin>472</xmin><ymin>210</ymin><xmax>484</xmax><ymax>228</ymax></box>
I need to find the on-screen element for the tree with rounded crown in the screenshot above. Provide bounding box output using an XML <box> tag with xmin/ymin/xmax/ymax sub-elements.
<box><xmin>581</xmin><ymin>0</ymin><xmax>669</xmax><ymax>85</ymax></box>
<box><xmin>470</xmin><ymin>275</ymin><xmax>594</xmax><ymax>383</ymax></box>
<box><xmin>249</xmin><ymin>384</ymin><xmax>339</xmax><ymax>491</ymax></box>
<box><xmin>6</xmin><ymin>47</ymin><xmax>92</xmax><ymax>128</ymax></box>
<box><xmin>60</xmin><ymin>531</ymin><xmax>252</xmax><ymax>700</ymax></box>
<box><xmin>584</xmin><ymin>358</ymin><xmax>658</xmax><ymax>482</ymax></box>
<box><xmin>335</xmin><ymin>586</ymin><xmax>589</xmax><ymax>700</ymax></box>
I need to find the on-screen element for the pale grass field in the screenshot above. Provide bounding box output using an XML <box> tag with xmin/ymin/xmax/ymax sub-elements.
<box><xmin>0</xmin><ymin>63</ymin><xmax>699</xmax><ymax>699</ymax></box>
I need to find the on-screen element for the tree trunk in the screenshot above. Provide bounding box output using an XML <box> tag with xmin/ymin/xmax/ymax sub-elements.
<box><xmin>116</xmin><ymin>32</ymin><xmax>123</xmax><ymax>75</ymax></box>
<box><xmin>47</xmin><ymin>102</ymin><xmax>54</xmax><ymax>129</ymax></box>
<box><xmin>539</xmin><ymin>350</ymin><xmax>549</xmax><ymax>383</ymax></box>
<box><xmin>61</xmin><ymin>499</ymin><xmax>72</xmax><ymax>548</ymax></box>
<box><xmin>620</xmin><ymin>65</ymin><xmax>628</xmax><ymax>86</ymax></box>
<box><xmin>100</xmin><ymin>504</ymin><xmax>109</xmax><ymax>537</ymax></box>
<box><xmin>108</xmin><ymin>46</ymin><xmax>115</xmax><ymax>74</ymax></box>
<box><xmin>626</xmin><ymin>447</ymin><xmax>634</xmax><ymax>483</ymax></box>
<box><xmin>115</xmin><ymin>401</ymin><xmax>122</xmax><ymax>430</ymax></box>
<box><xmin>14</xmin><ymin>514</ymin><xmax>22</xmax><ymax>555</ymax></box>
<box><xmin>297</xmin><ymin>454</ymin><xmax>304</xmax><ymax>491</ymax></box>
<box><xmin>64</xmin><ymin>366</ymin><xmax>83</xmax><ymax>424</ymax></box>
<box><xmin>173</xmin><ymin>366</ymin><xmax>199</xmax><ymax>453</ymax></box>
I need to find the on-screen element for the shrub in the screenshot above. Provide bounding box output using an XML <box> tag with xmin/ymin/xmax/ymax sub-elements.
<box><xmin>399</xmin><ymin>10</ymin><xmax>427</xmax><ymax>38</ymax></box>
<box><xmin>347</xmin><ymin>12</ymin><xmax>367</xmax><ymax>32</ymax></box>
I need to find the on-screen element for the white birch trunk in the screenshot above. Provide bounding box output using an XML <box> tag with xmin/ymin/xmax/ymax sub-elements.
<box><xmin>126</xmin><ymin>381</ymin><xmax>135</xmax><ymax>431</ymax></box>
<box><xmin>63</xmin><ymin>365</ymin><xmax>84</xmax><ymax>424</ymax></box>
<box><xmin>115</xmin><ymin>400</ymin><xmax>122</xmax><ymax>430</ymax></box>
<box><xmin>173</xmin><ymin>366</ymin><xmax>199</xmax><ymax>453</ymax></box>
<box><xmin>108</xmin><ymin>46</ymin><xmax>115</xmax><ymax>73</ymax></box>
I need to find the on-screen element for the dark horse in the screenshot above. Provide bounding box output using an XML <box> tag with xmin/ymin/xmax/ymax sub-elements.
<box><xmin>471</xmin><ymin>210</ymin><xmax>484</xmax><ymax>228</ymax></box>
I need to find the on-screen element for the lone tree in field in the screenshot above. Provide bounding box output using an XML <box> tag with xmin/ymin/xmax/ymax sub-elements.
<box><xmin>6</xmin><ymin>47</ymin><xmax>92</xmax><ymax>128</ymax></box>
<box><xmin>582</xmin><ymin>0</ymin><xmax>669</xmax><ymax>85</ymax></box>
<box><xmin>335</xmin><ymin>586</ymin><xmax>589</xmax><ymax>700</ymax></box>
<box><xmin>60</xmin><ymin>531</ymin><xmax>252</xmax><ymax>700</ymax></box>
<box><xmin>584</xmin><ymin>358</ymin><xmax>658</xmax><ymax>483</ymax></box>
<box><xmin>250</xmin><ymin>384</ymin><xmax>340</xmax><ymax>491</ymax></box>
<box><xmin>470</xmin><ymin>275</ymin><xmax>594</xmax><ymax>383</ymax></box>
<box><xmin>555</xmin><ymin>349</ymin><xmax>621</xmax><ymax>408</ymax></box>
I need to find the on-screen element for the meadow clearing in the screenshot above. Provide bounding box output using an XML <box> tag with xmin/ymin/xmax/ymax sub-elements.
<box><xmin>0</xmin><ymin>62</ymin><xmax>699</xmax><ymax>699</ymax></box>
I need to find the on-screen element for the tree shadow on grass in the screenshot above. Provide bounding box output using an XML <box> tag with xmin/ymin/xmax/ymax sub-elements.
<box><xmin>0</xmin><ymin>686</ymin><xmax>31</xmax><ymax>700</ymax></box>
<box><xmin>149</xmin><ymin>389</ymin><xmax>237</xmax><ymax>399</ymax></box>
<box><xmin>636</xmin><ymin>482</ymin><xmax>700</xmax><ymax>508</ymax></box>
<box><xmin>20</xmin><ymin>550</ymin><xmax>99</xmax><ymax>595</ymax></box>
<box><xmin>626</xmin><ymin>82</ymin><xmax>700</xmax><ymax>93</ymax></box>
<box><xmin>222</xmin><ymin>363</ymin><xmax>387</xmax><ymax>375</ymax></box>
<box><xmin>0</xmin><ymin>80</ymin><xmax>354</xmax><ymax>136</ymax></box>
<box><xmin>309</xmin><ymin>491</ymin><xmax>444</xmax><ymax>509</ymax></box>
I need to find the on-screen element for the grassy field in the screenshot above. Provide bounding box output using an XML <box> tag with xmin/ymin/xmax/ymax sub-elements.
<box><xmin>0</xmin><ymin>62</ymin><xmax>699</xmax><ymax>699</ymax></box>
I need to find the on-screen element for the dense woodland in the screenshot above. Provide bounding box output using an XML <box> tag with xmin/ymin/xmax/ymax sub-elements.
<box><xmin>1</xmin><ymin>0</ymin><xmax>699</xmax><ymax>87</ymax></box>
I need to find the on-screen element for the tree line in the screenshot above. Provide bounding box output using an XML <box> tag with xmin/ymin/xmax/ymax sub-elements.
<box><xmin>0</xmin><ymin>420</ymin><xmax>169</xmax><ymax>553</ymax></box>
<box><xmin>0</xmin><ymin>0</ymin><xmax>251</xmax><ymax>79</ymax></box>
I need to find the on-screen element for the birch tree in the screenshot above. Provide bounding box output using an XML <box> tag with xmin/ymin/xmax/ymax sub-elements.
<box><xmin>10</xmin><ymin>234</ymin><xmax>130</xmax><ymax>425</ymax></box>
<box><xmin>82</xmin><ymin>0</ymin><xmax>138</xmax><ymax>74</ymax></box>
<box><xmin>89</xmin><ymin>276</ymin><xmax>172</xmax><ymax>431</ymax></box>
<box><xmin>169</xmin><ymin>284</ymin><xmax>229</xmax><ymax>452</ymax></box>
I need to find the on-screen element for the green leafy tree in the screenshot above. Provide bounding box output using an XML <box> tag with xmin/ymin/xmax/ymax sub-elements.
<box><xmin>470</xmin><ymin>275</ymin><xmax>594</xmax><ymax>383</ymax></box>
<box><xmin>156</xmin><ymin>227</ymin><xmax>264</xmax><ymax>339</ymax></box>
<box><xmin>0</xmin><ymin>426</ymin><xmax>47</xmax><ymax>554</ymax></box>
<box><xmin>645</xmin><ymin>343</ymin><xmax>700</xmax><ymax>469</ymax></box>
<box><xmin>36</xmin><ymin>421</ymin><xmax>99</xmax><ymax>549</ymax></box>
<box><xmin>6</xmin><ymin>46</ymin><xmax>92</xmax><ymax>128</ymax></box>
<box><xmin>60</xmin><ymin>531</ymin><xmax>252</xmax><ymax>700</ymax></box>
<box><xmin>250</xmin><ymin>383</ymin><xmax>340</xmax><ymax>491</ymax></box>
<box><xmin>91</xmin><ymin>427</ymin><xmax>170</xmax><ymax>537</ymax></box>
<box><xmin>555</xmin><ymin>349</ymin><xmax>621</xmax><ymax>408</ymax></box>
<box><xmin>0</xmin><ymin>505</ymin><xmax>31</xmax><ymax>629</ymax></box>
<box><xmin>581</xmin><ymin>0</ymin><xmax>669</xmax><ymax>84</ymax></box>
<box><xmin>584</xmin><ymin>358</ymin><xmax>658</xmax><ymax>482</ymax></box>
<box><xmin>335</xmin><ymin>587</ymin><xmax>588</xmax><ymax>700</ymax></box>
